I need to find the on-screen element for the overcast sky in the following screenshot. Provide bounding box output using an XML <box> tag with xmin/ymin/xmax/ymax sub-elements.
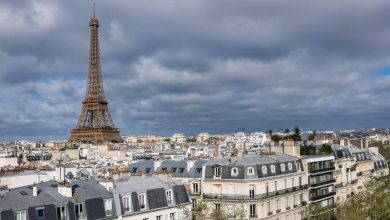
<box><xmin>2</xmin><ymin>0</ymin><xmax>390</xmax><ymax>140</ymax></box>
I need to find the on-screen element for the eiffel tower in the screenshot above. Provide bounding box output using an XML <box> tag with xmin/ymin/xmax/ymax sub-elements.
<box><xmin>70</xmin><ymin>8</ymin><xmax>122</xmax><ymax>144</ymax></box>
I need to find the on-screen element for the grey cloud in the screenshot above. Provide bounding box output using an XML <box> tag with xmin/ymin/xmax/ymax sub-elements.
<box><xmin>2</xmin><ymin>0</ymin><xmax>390</xmax><ymax>140</ymax></box>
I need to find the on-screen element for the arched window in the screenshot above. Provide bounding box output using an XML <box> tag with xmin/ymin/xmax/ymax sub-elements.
<box><xmin>231</xmin><ymin>167</ymin><xmax>238</xmax><ymax>176</ymax></box>
<box><xmin>262</xmin><ymin>166</ymin><xmax>267</xmax><ymax>175</ymax></box>
<box><xmin>280</xmin><ymin>164</ymin><xmax>285</xmax><ymax>172</ymax></box>
<box><xmin>271</xmin><ymin>165</ymin><xmax>275</xmax><ymax>173</ymax></box>
<box><xmin>288</xmin><ymin>163</ymin><xmax>293</xmax><ymax>171</ymax></box>
<box><xmin>247</xmin><ymin>167</ymin><xmax>255</xmax><ymax>175</ymax></box>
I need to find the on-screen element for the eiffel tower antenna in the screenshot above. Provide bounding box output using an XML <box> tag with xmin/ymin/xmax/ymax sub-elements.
<box><xmin>93</xmin><ymin>1</ymin><xmax>96</xmax><ymax>17</ymax></box>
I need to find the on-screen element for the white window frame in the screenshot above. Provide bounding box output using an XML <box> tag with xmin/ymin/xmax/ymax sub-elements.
<box><xmin>214</xmin><ymin>166</ymin><xmax>221</xmax><ymax>177</ymax></box>
<box><xmin>104</xmin><ymin>199</ymin><xmax>113</xmax><ymax>216</ymax></box>
<box><xmin>75</xmin><ymin>203</ymin><xmax>86</xmax><ymax>219</ymax></box>
<box><xmin>247</xmin><ymin>167</ymin><xmax>255</xmax><ymax>175</ymax></box>
<box><xmin>139</xmin><ymin>193</ymin><xmax>147</xmax><ymax>210</ymax></box>
<box><xmin>166</xmin><ymin>189</ymin><xmax>174</xmax><ymax>205</ymax></box>
<box><xmin>123</xmin><ymin>195</ymin><xmax>132</xmax><ymax>213</ymax></box>
<box><xmin>296</xmin><ymin>162</ymin><xmax>301</xmax><ymax>171</ymax></box>
<box><xmin>16</xmin><ymin>210</ymin><xmax>27</xmax><ymax>220</ymax></box>
<box><xmin>192</xmin><ymin>183</ymin><xmax>199</xmax><ymax>194</ymax></box>
<box><xmin>262</xmin><ymin>166</ymin><xmax>267</xmax><ymax>175</ymax></box>
<box><xmin>288</xmin><ymin>163</ymin><xmax>293</xmax><ymax>171</ymax></box>
<box><xmin>271</xmin><ymin>165</ymin><xmax>275</xmax><ymax>173</ymax></box>
<box><xmin>57</xmin><ymin>205</ymin><xmax>67</xmax><ymax>220</ymax></box>
<box><xmin>280</xmin><ymin>164</ymin><xmax>285</xmax><ymax>172</ymax></box>
<box><xmin>231</xmin><ymin>167</ymin><xmax>238</xmax><ymax>176</ymax></box>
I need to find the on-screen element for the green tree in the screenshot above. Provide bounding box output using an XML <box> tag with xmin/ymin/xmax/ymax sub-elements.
<box><xmin>302</xmin><ymin>203</ymin><xmax>334</xmax><ymax>220</ymax></box>
<box><xmin>300</xmin><ymin>143</ymin><xmax>316</xmax><ymax>155</ymax></box>
<box><xmin>335</xmin><ymin>176</ymin><xmax>390</xmax><ymax>219</ymax></box>
<box><xmin>164</xmin><ymin>138</ymin><xmax>171</xmax><ymax>142</ymax></box>
<box><xmin>319</xmin><ymin>144</ymin><xmax>333</xmax><ymax>154</ymax></box>
<box><xmin>308</xmin><ymin>130</ymin><xmax>316</xmax><ymax>141</ymax></box>
<box><xmin>292</xmin><ymin>126</ymin><xmax>302</xmax><ymax>141</ymax></box>
<box><xmin>271</xmin><ymin>135</ymin><xmax>282</xmax><ymax>142</ymax></box>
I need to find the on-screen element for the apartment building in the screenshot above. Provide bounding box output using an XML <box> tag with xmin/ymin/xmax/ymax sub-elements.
<box><xmin>202</xmin><ymin>153</ymin><xmax>308</xmax><ymax>220</ymax></box>
<box><xmin>301</xmin><ymin>155</ymin><xmax>336</xmax><ymax>208</ymax></box>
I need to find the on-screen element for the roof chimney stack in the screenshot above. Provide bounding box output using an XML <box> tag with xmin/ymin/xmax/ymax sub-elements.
<box><xmin>32</xmin><ymin>183</ymin><xmax>38</xmax><ymax>197</ymax></box>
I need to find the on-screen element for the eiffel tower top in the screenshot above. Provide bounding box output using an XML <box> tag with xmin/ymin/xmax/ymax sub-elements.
<box><xmin>84</xmin><ymin>4</ymin><xmax>106</xmax><ymax>103</ymax></box>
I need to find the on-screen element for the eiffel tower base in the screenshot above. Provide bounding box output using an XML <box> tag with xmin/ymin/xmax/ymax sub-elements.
<box><xmin>70</xmin><ymin>128</ymin><xmax>122</xmax><ymax>144</ymax></box>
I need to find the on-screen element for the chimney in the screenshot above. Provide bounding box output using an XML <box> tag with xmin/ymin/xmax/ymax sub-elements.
<box><xmin>58</xmin><ymin>182</ymin><xmax>72</xmax><ymax>197</ymax></box>
<box><xmin>32</xmin><ymin>183</ymin><xmax>38</xmax><ymax>197</ymax></box>
<box><xmin>230</xmin><ymin>151</ymin><xmax>238</xmax><ymax>163</ymax></box>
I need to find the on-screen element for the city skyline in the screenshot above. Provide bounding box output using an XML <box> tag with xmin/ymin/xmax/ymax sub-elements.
<box><xmin>2</xmin><ymin>0</ymin><xmax>390</xmax><ymax>140</ymax></box>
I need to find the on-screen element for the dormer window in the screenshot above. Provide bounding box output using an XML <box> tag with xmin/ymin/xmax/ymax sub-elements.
<box><xmin>214</xmin><ymin>166</ymin><xmax>222</xmax><ymax>177</ymax></box>
<box><xmin>280</xmin><ymin>164</ymin><xmax>285</xmax><ymax>172</ymax></box>
<box><xmin>122</xmin><ymin>195</ymin><xmax>132</xmax><ymax>213</ymax></box>
<box><xmin>171</xmin><ymin>168</ymin><xmax>177</xmax><ymax>173</ymax></box>
<box><xmin>138</xmin><ymin>193</ymin><xmax>147</xmax><ymax>210</ymax></box>
<box><xmin>231</xmin><ymin>167</ymin><xmax>238</xmax><ymax>176</ymax></box>
<box><xmin>16</xmin><ymin>210</ymin><xmax>27</xmax><ymax>220</ymax></box>
<box><xmin>166</xmin><ymin>189</ymin><xmax>174</xmax><ymax>205</ymax></box>
<box><xmin>288</xmin><ymin>163</ymin><xmax>293</xmax><ymax>171</ymax></box>
<box><xmin>195</xmin><ymin>168</ymin><xmax>202</xmax><ymax>174</ymax></box>
<box><xmin>247</xmin><ymin>167</ymin><xmax>255</xmax><ymax>175</ymax></box>
<box><xmin>296</xmin><ymin>162</ymin><xmax>301</xmax><ymax>171</ymax></box>
<box><xmin>262</xmin><ymin>166</ymin><xmax>267</xmax><ymax>175</ymax></box>
<box><xmin>271</xmin><ymin>165</ymin><xmax>275</xmax><ymax>173</ymax></box>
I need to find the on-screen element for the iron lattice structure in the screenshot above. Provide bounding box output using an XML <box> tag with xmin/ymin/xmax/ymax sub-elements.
<box><xmin>70</xmin><ymin>12</ymin><xmax>121</xmax><ymax>144</ymax></box>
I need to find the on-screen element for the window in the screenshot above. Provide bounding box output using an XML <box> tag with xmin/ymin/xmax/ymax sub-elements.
<box><xmin>171</xmin><ymin>167</ymin><xmax>177</xmax><ymax>173</ymax></box>
<box><xmin>192</xmin><ymin>199</ymin><xmax>197</xmax><ymax>208</ymax></box>
<box><xmin>280</xmin><ymin>163</ymin><xmax>285</xmax><ymax>172</ymax></box>
<box><xmin>104</xmin><ymin>199</ymin><xmax>113</xmax><ymax>216</ymax></box>
<box><xmin>300</xmin><ymin>193</ymin><xmax>304</xmax><ymax>202</ymax></box>
<box><xmin>276</xmin><ymin>199</ymin><xmax>280</xmax><ymax>210</ymax></box>
<box><xmin>284</xmin><ymin>179</ymin><xmax>287</xmax><ymax>189</ymax></box>
<box><xmin>249</xmin><ymin>184</ymin><xmax>255</xmax><ymax>198</ymax></box>
<box><xmin>231</xmin><ymin>167</ymin><xmax>238</xmax><ymax>176</ymax></box>
<box><xmin>249</xmin><ymin>204</ymin><xmax>256</xmax><ymax>218</ymax></box>
<box><xmin>75</xmin><ymin>203</ymin><xmax>85</xmax><ymax>219</ymax></box>
<box><xmin>288</xmin><ymin>163</ymin><xmax>293</xmax><ymax>171</ymax></box>
<box><xmin>293</xmin><ymin>195</ymin><xmax>297</xmax><ymax>206</ymax></box>
<box><xmin>247</xmin><ymin>167</ymin><xmax>255</xmax><ymax>175</ymax></box>
<box><xmin>156</xmin><ymin>215</ymin><xmax>162</xmax><ymax>220</ymax></box>
<box><xmin>57</xmin><ymin>206</ymin><xmax>67</xmax><ymax>220</ymax></box>
<box><xmin>16</xmin><ymin>210</ymin><xmax>27</xmax><ymax>220</ymax></box>
<box><xmin>166</xmin><ymin>189</ymin><xmax>174</xmax><ymax>205</ymax></box>
<box><xmin>131</xmin><ymin>167</ymin><xmax>138</xmax><ymax>173</ymax></box>
<box><xmin>170</xmin><ymin>213</ymin><xmax>175</xmax><ymax>220</ymax></box>
<box><xmin>195</xmin><ymin>168</ymin><xmax>202</xmax><ymax>174</ymax></box>
<box><xmin>274</xmin><ymin>181</ymin><xmax>278</xmax><ymax>191</ymax></box>
<box><xmin>139</xmin><ymin>193</ymin><xmax>147</xmax><ymax>209</ymax></box>
<box><xmin>192</xmin><ymin>183</ymin><xmax>199</xmax><ymax>194</ymax></box>
<box><xmin>143</xmin><ymin>218</ymin><xmax>149</xmax><ymax>220</ymax></box>
<box><xmin>266</xmin><ymin>183</ymin><xmax>269</xmax><ymax>195</ymax></box>
<box><xmin>286</xmin><ymin>197</ymin><xmax>290</xmax><ymax>208</ymax></box>
<box><xmin>299</xmin><ymin>177</ymin><xmax>302</xmax><ymax>186</ymax></box>
<box><xmin>179</xmin><ymin>168</ymin><xmax>185</xmax><ymax>174</ymax></box>
<box><xmin>267</xmin><ymin>201</ymin><xmax>271</xmax><ymax>213</ymax></box>
<box><xmin>215</xmin><ymin>203</ymin><xmax>221</xmax><ymax>211</ymax></box>
<box><xmin>262</xmin><ymin>166</ymin><xmax>267</xmax><ymax>175</ymax></box>
<box><xmin>271</xmin><ymin>165</ymin><xmax>275</xmax><ymax>173</ymax></box>
<box><xmin>36</xmin><ymin>207</ymin><xmax>44</xmax><ymax>218</ymax></box>
<box><xmin>291</xmin><ymin>178</ymin><xmax>295</xmax><ymax>187</ymax></box>
<box><xmin>214</xmin><ymin>166</ymin><xmax>221</xmax><ymax>177</ymax></box>
<box><xmin>123</xmin><ymin>195</ymin><xmax>132</xmax><ymax>213</ymax></box>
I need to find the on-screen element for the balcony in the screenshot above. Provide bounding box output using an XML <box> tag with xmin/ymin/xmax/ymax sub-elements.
<box><xmin>301</xmin><ymin>201</ymin><xmax>307</xmax><ymax>206</ymax></box>
<box><xmin>268</xmin><ymin>212</ymin><xmax>273</xmax><ymax>216</ymax></box>
<box><xmin>334</xmin><ymin>183</ymin><xmax>344</xmax><ymax>188</ymax></box>
<box><xmin>357</xmin><ymin>171</ymin><xmax>363</xmax><ymax>176</ymax></box>
<box><xmin>351</xmin><ymin>179</ymin><xmax>358</xmax><ymax>185</ymax></box>
<box><xmin>276</xmin><ymin>209</ymin><xmax>281</xmax><ymax>213</ymax></box>
<box><xmin>189</xmin><ymin>190</ymin><xmax>201</xmax><ymax>196</ymax></box>
<box><xmin>309</xmin><ymin>179</ymin><xmax>336</xmax><ymax>187</ymax></box>
<box><xmin>310</xmin><ymin>191</ymin><xmax>336</xmax><ymax>201</ymax></box>
<box><xmin>203</xmin><ymin>184</ymin><xmax>308</xmax><ymax>201</ymax></box>
<box><xmin>286</xmin><ymin>206</ymin><xmax>291</xmax><ymax>210</ymax></box>
<box><xmin>249</xmin><ymin>214</ymin><xmax>258</xmax><ymax>219</ymax></box>
<box><xmin>309</xmin><ymin>167</ymin><xmax>335</xmax><ymax>174</ymax></box>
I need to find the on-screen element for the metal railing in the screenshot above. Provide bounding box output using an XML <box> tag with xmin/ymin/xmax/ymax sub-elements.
<box><xmin>309</xmin><ymin>179</ymin><xmax>335</xmax><ymax>187</ymax></box>
<box><xmin>310</xmin><ymin>191</ymin><xmax>336</xmax><ymax>201</ymax></box>
<box><xmin>203</xmin><ymin>184</ymin><xmax>308</xmax><ymax>200</ymax></box>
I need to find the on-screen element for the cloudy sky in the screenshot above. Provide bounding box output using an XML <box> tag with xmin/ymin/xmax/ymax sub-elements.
<box><xmin>2</xmin><ymin>0</ymin><xmax>390</xmax><ymax>140</ymax></box>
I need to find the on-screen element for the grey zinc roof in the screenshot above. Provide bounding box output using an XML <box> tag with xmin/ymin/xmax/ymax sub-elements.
<box><xmin>71</xmin><ymin>178</ymin><xmax>113</xmax><ymax>201</ymax></box>
<box><xmin>113</xmin><ymin>176</ymin><xmax>168</xmax><ymax>195</ymax></box>
<box><xmin>204</xmin><ymin>153</ymin><xmax>297</xmax><ymax>166</ymax></box>
<box><xmin>156</xmin><ymin>160</ymin><xmax>188</xmax><ymax>177</ymax></box>
<box><xmin>188</xmin><ymin>160</ymin><xmax>207</xmax><ymax>178</ymax></box>
<box><xmin>0</xmin><ymin>181</ymin><xmax>70</xmax><ymax>211</ymax></box>
<box><xmin>129</xmin><ymin>160</ymin><xmax>154</xmax><ymax>176</ymax></box>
